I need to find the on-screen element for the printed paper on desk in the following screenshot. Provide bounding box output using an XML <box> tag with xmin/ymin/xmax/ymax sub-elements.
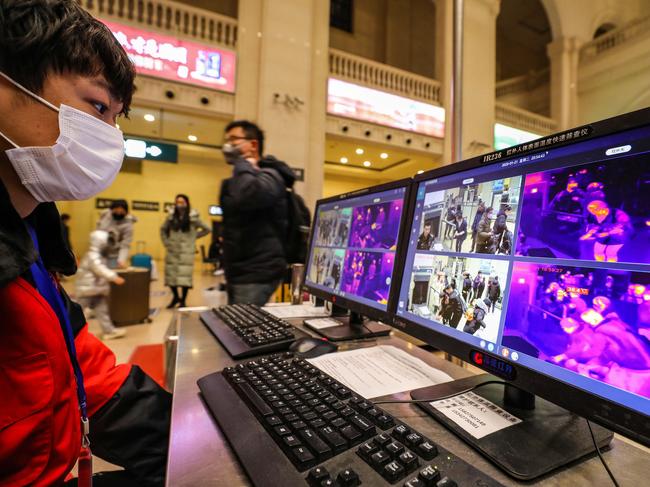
<box><xmin>307</xmin><ymin>345</ymin><xmax>453</xmax><ymax>399</ymax></box>
<box><xmin>262</xmin><ymin>304</ymin><xmax>329</xmax><ymax>319</ymax></box>
<box><xmin>431</xmin><ymin>391</ymin><xmax>522</xmax><ymax>439</ymax></box>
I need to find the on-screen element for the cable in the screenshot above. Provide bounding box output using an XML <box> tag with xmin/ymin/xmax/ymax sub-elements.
<box><xmin>587</xmin><ymin>420</ymin><xmax>620</xmax><ymax>487</ymax></box>
<box><xmin>371</xmin><ymin>380</ymin><xmax>506</xmax><ymax>405</ymax></box>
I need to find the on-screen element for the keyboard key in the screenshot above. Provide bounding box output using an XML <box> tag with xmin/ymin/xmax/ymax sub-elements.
<box><xmin>356</xmin><ymin>400</ymin><xmax>372</xmax><ymax>411</ymax></box>
<box><xmin>319</xmin><ymin>426</ymin><xmax>347</xmax><ymax>452</ymax></box>
<box><xmin>331</xmin><ymin>417</ymin><xmax>347</xmax><ymax>429</ymax></box>
<box><xmin>336</xmin><ymin>468</ymin><xmax>361</xmax><ymax>487</ymax></box>
<box><xmin>383</xmin><ymin>460</ymin><xmax>406</xmax><ymax>482</ymax></box>
<box><xmin>335</xmin><ymin>387</ymin><xmax>351</xmax><ymax>399</ymax></box>
<box><xmin>283</xmin><ymin>434</ymin><xmax>301</xmax><ymax>447</ymax></box>
<box><xmin>385</xmin><ymin>441</ymin><xmax>405</xmax><ymax>458</ymax></box>
<box><xmin>266</xmin><ymin>415</ymin><xmax>282</xmax><ymax>426</ymax></box>
<box><xmin>366</xmin><ymin>407</ymin><xmax>380</xmax><ymax>419</ymax></box>
<box><xmin>303</xmin><ymin>412</ymin><xmax>318</xmax><ymax>421</ymax></box>
<box><xmin>393</xmin><ymin>424</ymin><xmax>411</xmax><ymax>441</ymax></box>
<box><xmin>350</xmin><ymin>415</ymin><xmax>376</xmax><ymax>439</ymax></box>
<box><xmin>292</xmin><ymin>446</ymin><xmax>315</xmax><ymax>468</ymax></box>
<box><xmin>376</xmin><ymin>414</ymin><xmax>395</xmax><ymax>430</ymax></box>
<box><xmin>404</xmin><ymin>477</ymin><xmax>425</xmax><ymax>487</ymax></box>
<box><xmin>298</xmin><ymin>429</ymin><xmax>332</xmax><ymax>461</ymax></box>
<box><xmin>416</xmin><ymin>441</ymin><xmax>439</xmax><ymax>460</ymax></box>
<box><xmin>370</xmin><ymin>450</ymin><xmax>391</xmax><ymax>469</ymax></box>
<box><xmin>238</xmin><ymin>383</ymin><xmax>274</xmax><ymax>417</ymax></box>
<box><xmin>374</xmin><ymin>432</ymin><xmax>392</xmax><ymax>447</ymax></box>
<box><xmin>322</xmin><ymin>411</ymin><xmax>338</xmax><ymax>421</ymax></box>
<box><xmin>284</xmin><ymin>413</ymin><xmax>300</xmax><ymax>423</ymax></box>
<box><xmin>314</xmin><ymin>404</ymin><xmax>329</xmax><ymax>414</ymax></box>
<box><xmin>274</xmin><ymin>425</ymin><xmax>291</xmax><ymax>436</ymax></box>
<box><xmin>399</xmin><ymin>450</ymin><xmax>419</xmax><ymax>472</ymax></box>
<box><xmin>320</xmin><ymin>478</ymin><xmax>336</xmax><ymax>486</ymax></box>
<box><xmin>356</xmin><ymin>440</ymin><xmax>378</xmax><ymax>460</ymax></box>
<box><xmin>309</xmin><ymin>419</ymin><xmax>326</xmax><ymax>429</ymax></box>
<box><xmin>405</xmin><ymin>432</ymin><xmax>424</xmax><ymax>448</ymax></box>
<box><xmin>340</xmin><ymin>425</ymin><xmax>362</xmax><ymax>444</ymax></box>
<box><xmin>339</xmin><ymin>407</ymin><xmax>355</xmax><ymax>418</ymax></box>
<box><xmin>418</xmin><ymin>465</ymin><xmax>441</xmax><ymax>485</ymax></box>
<box><xmin>436</xmin><ymin>477</ymin><xmax>457</xmax><ymax>487</ymax></box>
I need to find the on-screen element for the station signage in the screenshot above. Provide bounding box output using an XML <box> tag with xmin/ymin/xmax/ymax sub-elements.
<box><xmin>327</xmin><ymin>78</ymin><xmax>445</xmax><ymax>138</ymax></box>
<box><xmin>124</xmin><ymin>137</ymin><xmax>178</xmax><ymax>163</ymax></box>
<box><xmin>102</xmin><ymin>19</ymin><xmax>236</xmax><ymax>93</ymax></box>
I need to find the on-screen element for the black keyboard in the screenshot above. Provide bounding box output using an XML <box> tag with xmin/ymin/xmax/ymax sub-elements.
<box><xmin>200</xmin><ymin>304</ymin><xmax>310</xmax><ymax>358</ymax></box>
<box><xmin>198</xmin><ymin>352</ymin><xmax>504</xmax><ymax>487</ymax></box>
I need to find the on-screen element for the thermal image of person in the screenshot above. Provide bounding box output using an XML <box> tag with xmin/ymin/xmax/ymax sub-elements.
<box><xmin>463</xmin><ymin>299</ymin><xmax>488</xmax><ymax>335</ymax></box>
<box><xmin>580</xmin><ymin>199</ymin><xmax>633</xmax><ymax>262</ymax></box>
<box><xmin>549</xmin><ymin>178</ymin><xmax>585</xmax><ymax>214</ymax></box>
<box><xmin>430</xmin><ymin>272</ymin><xmax>446</xmax><ymax>315</ymax></box>
<box><xmin>417</xmin><ymin>223</ymin><xmax>434</xmax><ymax>250</ymax></box>
<box><xmin>585</xmin><ymin>181</ymin><xmax>606</xmax><ymax>204</ymax></box>
<box><xmin>440</xmin><ymin>284</ymin><xmax>465</xmax><ymax>328</ymax></box>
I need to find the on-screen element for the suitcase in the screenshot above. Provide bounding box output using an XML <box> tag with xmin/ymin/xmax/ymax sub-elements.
<box><xmin>109</xmin><ymin>267</ymin><xmax>151</xmax><ymax>325</ymax></box>
<box><xmin>131</xmin><ymin>240</ymin><xmax>153</xmax><ymax>269</ymax></box>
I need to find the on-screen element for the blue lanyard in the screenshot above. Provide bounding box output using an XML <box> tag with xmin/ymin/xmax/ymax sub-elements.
<box><xmin>27</xmin><ymin>225</ymin><xmax>88</xmax><ymax>421</ymax></box>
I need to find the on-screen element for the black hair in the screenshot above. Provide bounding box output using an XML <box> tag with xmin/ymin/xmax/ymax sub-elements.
<box><xmin>168</xmin><ymin>194</ymin><xmax>191</xmax><ymax>234</ymax></box>
<box><xmin>225</xmin><ymin>120</ymin><xmax>265</xmax><ymax>156</ymax></box>
<box><xmin>0</xmin><ymin>0</ymin><xmax>135</xmax><ymax>114</ymax></box>
<box><xmin>110</xmin><ymin>199</ymin><xmax>128</xmax><ymax>212</ymax></box>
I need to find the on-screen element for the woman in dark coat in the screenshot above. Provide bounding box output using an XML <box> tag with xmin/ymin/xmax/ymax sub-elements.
<box><xmin>161</xmin><ymin>194</ymin><xmax>211</xmax><ymax>307</ymax></box>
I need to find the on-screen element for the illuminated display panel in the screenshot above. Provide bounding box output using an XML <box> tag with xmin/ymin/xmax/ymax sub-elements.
<box><xmin>327</xmin><ymin>78</ymin><xmax>445</xmax><ymax>138</ymax></box>
<box><xmin>494</xmin><ymin>123</ymin><xmax>541</xmax><ymax>150</ymax></box>
<box><xmin>102</xmin><ymin>20</ymin><xmax>236</xmax><ymax>93</ymax></box>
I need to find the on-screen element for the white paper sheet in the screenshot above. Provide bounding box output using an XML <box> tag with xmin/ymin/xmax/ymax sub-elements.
<box><xmin>430</xmin><ymin>391</ymin><xmax>522</xmax><ymax>439</ymax></box>
<box><xmin>307</xmin><ymin>345</ymin><xmax>453</xmax><ymax>399</ymax></box>
<box><xmin>304</xmin><ymin>318</ymin><xmax>344</xmax><ymax>330</ymax></box>
<box><xmin>262</xmin><ymin>304</ymin><xmax>329</xmax><ymax>319</ymax></box>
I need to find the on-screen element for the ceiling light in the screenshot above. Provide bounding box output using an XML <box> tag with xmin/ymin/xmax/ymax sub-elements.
<box><xmin>363</xmin><ymin>161</ymin><xmax>371</xmax><ymax>167</ymax></box>
<box><xmin>355</xmin><ymin>148</ymin><xmax>364</xmax><ymax>155</ymax></box>
<box><xmin>380</xmin><ymin>152</ymin><xmax>388</xmax><ymax>159</ymax></box>
<box><xmin>144</xmin><ymin>113</ymin><xmax>155</xmax><ymax>122</ymax></box>
<box><xmin>340</xmin><ymin>157</ymin><xmax>348</xmax><ymax>164</ymax></box>
<box><xmin>188</xmin><ymin>134</ymin><xmax>198</xmax><ymax>142</ymax></box>
<box><xmin>417</xmin><ymin>170</ymin><xmax>424</xmax><ymax>174</ymax></box>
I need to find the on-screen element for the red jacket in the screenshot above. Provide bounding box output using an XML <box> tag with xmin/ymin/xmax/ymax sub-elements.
<box><xmin>0</xmin><ymin>186</ymin><xmax>170</xmax><ymax>486</ymax></box>
<box><xmin>0</xmin><ymin>278</ymin><xmax>130</xmax><ymax>486</ymax></box>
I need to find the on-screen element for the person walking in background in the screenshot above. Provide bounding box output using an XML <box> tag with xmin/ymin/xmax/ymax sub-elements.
<box><xmin>97</xmin><ymin>199</ymin><xmax>137</xmax><ymax>268</ymax></box>
<box><xmin>161</xmin><ymin>194</ymin><xmax>211</xmax><ymax>308</ymax></box>
<box><xmin>453</xmin><ymin>212</ymin><xmax>467</xmax><ymax>252</ymax></box>
<box><xmin>470</xmin><ymin>201</ymin><xmax>485</xmax><ymax>252</ymax></box>
<box><xmin>487</xmin><ymin>275</ymin><xmax>501</xmax><ymax>313</ymax></box>
<box><xmin>75</xmin><ymin>230</ymin><xmax>127</xmax><ymax>340</ymax></box>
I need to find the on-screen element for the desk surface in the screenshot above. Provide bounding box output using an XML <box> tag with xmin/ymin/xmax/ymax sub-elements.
<box><xmin>166</xmin><ymin>312</ymin><xmax>649</xmax><ymax>487</ymax></box>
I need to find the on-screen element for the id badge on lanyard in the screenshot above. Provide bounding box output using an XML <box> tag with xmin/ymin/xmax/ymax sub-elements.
<box><xmin>27</xmin><ymin>225</ymin><xmax>93</xmax><ymax>486</ymax></box>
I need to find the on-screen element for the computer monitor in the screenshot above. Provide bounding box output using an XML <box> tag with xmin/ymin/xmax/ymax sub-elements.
<box><xmin>392</xmin><ymin>108</ymin><xmax>650</xmax><ymax>479</ymax></box>
<box><xmin>304</xmin><ymin>179</ymin><xmax>412</xmax><ymax>340</ymax></box>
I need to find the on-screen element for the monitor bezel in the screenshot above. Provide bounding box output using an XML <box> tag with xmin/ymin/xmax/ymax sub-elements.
<box><xmin>303</xmin><ymin>178</ymin><xmax>413</xmax><ymax>325</ymax></box>
<box><xmin>391</xmin><ymin>106</ymin><xmax>650</xmax><ymax>447</ymax></box>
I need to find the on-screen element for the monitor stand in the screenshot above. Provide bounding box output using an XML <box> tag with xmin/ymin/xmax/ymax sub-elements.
<box><xmin>410</xmin><ymin>374</ymin><xmax>614</xmax><ymax>480</ymax></box>
<box><xmin>312</xmin><ymin>304</ymin><xmax>392</xmax><ymax>341</ymax></box>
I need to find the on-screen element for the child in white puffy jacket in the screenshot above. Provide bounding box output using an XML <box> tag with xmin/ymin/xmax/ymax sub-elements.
<box><xmin>75</xmin><ymin>230</ymin><xmax>127</xmax><ymax>340</ymax></box>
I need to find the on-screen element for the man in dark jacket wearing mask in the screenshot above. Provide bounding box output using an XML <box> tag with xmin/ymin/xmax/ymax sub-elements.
<box><xmin>220</xmin><ymin>120</ymin><xmax>295</xmax><ymax>305</ymax></box>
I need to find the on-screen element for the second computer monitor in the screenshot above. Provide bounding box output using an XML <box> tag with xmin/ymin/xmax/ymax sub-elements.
<box><xmin>304</xmin><ymin>179</ymin><xmax>411</xmax><ymax>323</ymax></box>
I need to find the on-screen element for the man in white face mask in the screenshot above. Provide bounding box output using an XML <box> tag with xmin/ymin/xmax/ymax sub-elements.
<box><xmin>0</xmin><ymin>1</ymin><xmax>170</xmax><ymax>486</ymax></box>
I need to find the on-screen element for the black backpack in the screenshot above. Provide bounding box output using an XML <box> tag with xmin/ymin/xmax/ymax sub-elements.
<box><xmin>285</xmin><ymin>189</ymin><xmax>312</xmax><ymax>264</ymax></box>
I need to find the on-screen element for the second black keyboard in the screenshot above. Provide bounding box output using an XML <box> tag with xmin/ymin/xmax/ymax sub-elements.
<box><xmin>198</xmin><ymin>352</ymin><xmax>505</xmax><ymax>486</ymax></box>
<box><xmin>200</xmin><ymin>304</ymin><xmax>310</xmax><ymax>358</ymax></box>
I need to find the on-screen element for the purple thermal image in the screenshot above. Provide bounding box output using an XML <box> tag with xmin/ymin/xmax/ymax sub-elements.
<box><xmin>349</xmin><ymin>199</ymin><xmax>403</xmax><ymax>250</ymax></box>
<box><xmin>340</xmin><ymin>251</ymin><xmax>395</xmax><ymax>305</ymax></box>
<box><xmin>516</xmin><ymin>157</ymin><xmax>650</xmax><ymax>264</ymax></box>
<box><xmin>503</xmin><ymin>262</ymin><xmax>650</xmax><ymax>399</ymax></box>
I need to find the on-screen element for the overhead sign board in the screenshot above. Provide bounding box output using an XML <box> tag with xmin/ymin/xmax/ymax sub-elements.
<box><xmin>102</xmin><ymin>19</ymin><xmax>236</xmax><ymax>93</ymax></box>
<box><xmin>124</xmin><ymin>138</ymin><xmax>178</xmax><ymax>163</ymax></box>
<box><xmin>327</xmin><ymin>78</ymin><xmax>445</xmax><ymax>138</ymax></box>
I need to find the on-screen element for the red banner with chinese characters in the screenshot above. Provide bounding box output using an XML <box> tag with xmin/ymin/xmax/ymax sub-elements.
<box><xmin>102</xmin><ymin>20</ymin><xmax>236</xmax><ymax>93</ymax></box>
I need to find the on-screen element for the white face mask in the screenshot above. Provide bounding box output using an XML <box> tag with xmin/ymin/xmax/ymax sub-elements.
<box><xmin>0</xmin><ymin>71</ymin><xmax>125</xmax><ymax>202</ymax></box>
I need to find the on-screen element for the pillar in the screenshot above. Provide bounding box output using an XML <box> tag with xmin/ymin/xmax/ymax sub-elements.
<box><xmin>547</xmin><ymin>37</ymin><xmax>582</xmax><ymax>131</ymax></box>
<box><xmin>435</xmin><ymin>0</ymin><xmax>454</xmax><ymax>164</ymax></box>
<box><xmin>234</xmin><ymin>0</ymin><xmax>329</xmax><ymax>210</ymax></box>
<box><xmin>460</xmin><ymin>0</ymin><xmax>501</xmax><ymax>158</ymax></box>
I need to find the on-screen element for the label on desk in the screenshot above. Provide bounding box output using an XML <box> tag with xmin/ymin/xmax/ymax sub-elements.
<box><xmin>430</xmin><ymin>391</ymin><xmax>522</xmax><ymax>439</ymax></box>
<box><xmin>304</xmin><ymin>318</ymin><xmax>344</xmax><ymax>330</ymax></box>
